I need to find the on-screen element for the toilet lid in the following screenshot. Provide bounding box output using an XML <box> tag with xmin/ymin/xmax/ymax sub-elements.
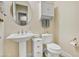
<box><xmin>47</xmin><ymin>43</ymin><xmax>61</xmax><ymax>51</ymax></box>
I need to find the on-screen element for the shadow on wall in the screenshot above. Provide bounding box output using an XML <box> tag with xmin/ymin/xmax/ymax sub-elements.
<box><xmin>54</xmin><ymin>7</ymin><xmax>60</xmax><ymax>44</ymax></box>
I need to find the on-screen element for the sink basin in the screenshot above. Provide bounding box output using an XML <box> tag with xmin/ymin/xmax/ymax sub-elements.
<box><xmin>7</xmin><ymin>32</ymin><xmax>34</xmax><ymax>42</ymax></box>
<box><xmin>42</xmin><ymin>33</ymin><xmax>52</xmax><ymax>37</ymax></box>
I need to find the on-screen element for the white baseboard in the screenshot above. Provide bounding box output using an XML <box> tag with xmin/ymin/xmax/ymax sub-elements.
<box><xmin>28</xmin><ymin>50</ymin><xmax>72</xmax><ymax>57</ymax></box>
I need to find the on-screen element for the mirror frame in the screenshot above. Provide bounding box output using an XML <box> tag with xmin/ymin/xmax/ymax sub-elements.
<box><xmin>11</xmin><ymin>1</ymin><xmax>32</xmax><ymax>26</ymax></box>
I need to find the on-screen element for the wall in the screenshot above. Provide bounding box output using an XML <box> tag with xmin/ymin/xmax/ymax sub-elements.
<box><xmin>55</xmin><ymin>1</ymin><xmax>79</xmax><ymax>57</ymax></box>
<box><xmin>0</xmin><ymin>2</ymin><xmax>4</xmax><ymax>56</ymax></box>
<box><xmin>4</xmin><ymin>1</ymin><xmax>54</xmax><ymax>57</ymax></box>
<box><xmin>0</xmin><ymin>11</ymin><xmax>4</xmax><ymax>57</ymax></box>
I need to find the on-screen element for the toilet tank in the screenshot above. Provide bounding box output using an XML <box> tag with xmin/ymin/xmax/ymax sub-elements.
<box><xmin>42</xmin><ymin>33</ymin><xmax>53</xmax><ymax>44</ymax></box>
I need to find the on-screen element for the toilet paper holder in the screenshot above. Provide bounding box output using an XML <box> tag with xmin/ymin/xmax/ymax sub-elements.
<box><xmin>70</xmin><ymin>38</ymin><xmax>79</xmax><ymax>47</ymax></box>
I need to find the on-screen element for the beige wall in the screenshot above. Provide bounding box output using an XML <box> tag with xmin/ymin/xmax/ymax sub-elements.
<box><xmin>0</xmin><ymin>10</ymin><xmax>4</xmax><ymax>56</ymax></box>
<box><xmin>4</xmin><ymin>1</ymin><xmax>54</xmax><ymax>57</ymax></box>
<box><xmin>55</xmin><ymin>1</ymin><xmax>79</xmax><ymax>57</ymax></box>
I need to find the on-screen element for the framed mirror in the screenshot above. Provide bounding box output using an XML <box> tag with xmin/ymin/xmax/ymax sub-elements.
<box><xmin>11</xmin><ymin>1</ymin><xmax>32</xmax><ymax>26</ymax></box>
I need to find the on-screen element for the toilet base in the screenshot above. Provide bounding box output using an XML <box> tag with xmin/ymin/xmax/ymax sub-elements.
<box><xmin>45</xmin><ymin>52</ymin><xmax>60</xmax><ymax>57</ymax></box>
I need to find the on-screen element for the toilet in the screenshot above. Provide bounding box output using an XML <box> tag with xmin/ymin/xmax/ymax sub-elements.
<box><xmin>45</xmin><ymin>43</ymin><xmax>62</xmax><ymax>57</ymax></box>
<box><xmin>42</xmin><ymin>33</ymin><xmax>62</xmax><ymax>57</ymax></box>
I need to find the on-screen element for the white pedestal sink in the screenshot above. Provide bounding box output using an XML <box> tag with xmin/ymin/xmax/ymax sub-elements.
<box><xmin>6</xmin><ymin>32</ymin><xmax>38</xmax><ymax>57</ymax></box>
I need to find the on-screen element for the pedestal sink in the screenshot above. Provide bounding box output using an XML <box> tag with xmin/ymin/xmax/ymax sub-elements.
<box><xmin>6</xmin><ymin>32</ymin><xmax>38</xmax><ymax>57</ymax></box>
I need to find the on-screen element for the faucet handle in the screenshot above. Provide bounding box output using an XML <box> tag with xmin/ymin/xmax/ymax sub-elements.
<box><xmin>17</xmin><ymin>29</ymin><xmax>23</xmax><ymax>34</ymax></box>
<box><xmin>21</xmin><ymin>29</ymin><xmax>23</xmax><ymax>34</ymax></box>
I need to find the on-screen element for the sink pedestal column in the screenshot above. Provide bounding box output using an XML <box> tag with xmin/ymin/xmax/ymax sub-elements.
<box><xmin>19</xmin><ymin>40</ymin><xmax>27</xmax><ymax>57</ymax></box>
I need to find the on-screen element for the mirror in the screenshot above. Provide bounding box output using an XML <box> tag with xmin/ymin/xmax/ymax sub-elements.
<box><xmin>11</xmin><ymin>1</ymin><xmax>32</xmax><ymax>26</ymax></box>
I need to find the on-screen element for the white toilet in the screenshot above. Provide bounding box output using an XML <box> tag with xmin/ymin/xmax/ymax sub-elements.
<box><xmin>42</xmin><ymin>33</ymin><xmax>62</xmax><ymax>57</ymax></box>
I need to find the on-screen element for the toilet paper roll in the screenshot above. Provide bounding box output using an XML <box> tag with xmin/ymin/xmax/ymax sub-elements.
<box><xmin>20</xmin><ymin>16</ymin><xmax>27</xmax><ymax>21</ymax></box>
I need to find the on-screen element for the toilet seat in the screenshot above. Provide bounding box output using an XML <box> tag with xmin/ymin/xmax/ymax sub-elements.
<box><xmin>47</xmin><ymin>43</ymin><xmax>61</xmax><ymax>51</ymax></box>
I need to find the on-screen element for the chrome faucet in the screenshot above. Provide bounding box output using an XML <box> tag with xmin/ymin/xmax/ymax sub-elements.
<box><xmin>17</xmin><ymin>29</ymin><xmax>24</xmax><ymax>34</ymax></box>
